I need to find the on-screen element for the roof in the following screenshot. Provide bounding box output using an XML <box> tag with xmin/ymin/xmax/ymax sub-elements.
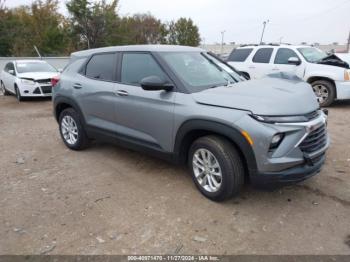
<box><xmin>14</xmin><ymin>60</ymin><xmax>48</xmax><ymax>63</ymax></box>
<box><xmin>71</xmin><ymin>45</ymin><xmax>204</xmax><ymax>58</ymax></box>
<box><xmin>237</xmin><ymin>44</ymin><xmax>312</xmax><ymax>49</ymax></box>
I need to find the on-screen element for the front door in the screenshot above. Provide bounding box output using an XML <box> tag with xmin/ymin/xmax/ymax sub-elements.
<box><xmin>113</xmin><ymin>52</ymin><xmax>175</xmax><ymax>152</ymax></box>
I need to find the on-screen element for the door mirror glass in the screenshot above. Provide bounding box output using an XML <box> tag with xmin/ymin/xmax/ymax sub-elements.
<box><xmin>8</xmin><ymin>69</ymin><xmax>15</xmax><ymax>75</ymax></box>
<box><xmin>140</xmin><ymin>76</ymin><xmax>173</xmax><ymax>91</ymax></box>
<box><xmin>288</xmin><ymin>57</ymin><xmax>301</xmax><ymax>66</ymax></box>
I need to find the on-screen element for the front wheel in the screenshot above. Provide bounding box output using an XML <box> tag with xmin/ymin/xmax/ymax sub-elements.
<box><xmin>15</xmin><ymin>86</ymin><xmax>23</xmax><ymax>101</ymax></box>
<box><xmin>59</xmin><ymin>108</ymin><xmax>90</xmax><ymax>150</ymax></box>
<box><xmin>311</xmin><ymin>80</ymin><xmax>336</xmax><ymax>107</ymax></box>
<box><xmin>188</xmin><ymin>135</ymin><xmax>245</xmax><ymax>202</ymax></box>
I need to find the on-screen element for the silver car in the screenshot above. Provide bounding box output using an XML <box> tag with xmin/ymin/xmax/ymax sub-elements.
<box><xmin>53</xmin><ymin>45</ymin><xmax>329</xmax><ymax>201</ymax></box>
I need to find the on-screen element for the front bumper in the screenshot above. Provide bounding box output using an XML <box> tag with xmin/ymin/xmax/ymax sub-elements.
<box><xmin>19</xmin><ymin>83</ymin><xmax>52</xmax><ymax>97</ymax></box>
<box><xmin>250</xmin><ymin>153</ymin><xmax>325</xmax><ymax>189</ymax></box>
<box><xmin>335</xmin><ymin>81</ymin><xmax>350</xmax><ymax>99</ymax></box>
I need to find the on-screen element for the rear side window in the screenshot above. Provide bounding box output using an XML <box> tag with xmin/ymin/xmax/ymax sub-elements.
<box><xmin>228</xmin><ymin>48</ymin><xmax>253</xmax><ymax>62</ymax></box>
<box><xmin>252</xmin><ymin>48</ymin><xmax>273</xmax><ymax>63</ymax></box>
<box><xmin>274</xmin><ymin>48</ymin><xmax>299</xmax><ymax>64</ymax></box>
<box><xmin>121</xmin><ymin>53</ymin><xmax>168</xmax><ymax>86</ymax></box>
<box><xmin>85</xmin><ymin>53</ymin><xmax>116</xmax><ymax>81</ymax></box>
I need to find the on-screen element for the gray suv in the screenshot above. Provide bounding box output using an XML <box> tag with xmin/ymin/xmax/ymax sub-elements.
<box><xmin>53</xmin><ymin>45</ymin><xmax>329</xmax><ymax>201</ymax></box>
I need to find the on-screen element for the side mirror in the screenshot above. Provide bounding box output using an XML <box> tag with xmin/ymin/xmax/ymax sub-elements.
<box><xmin>8</xmin><ymin>69</ymin><xmax>15</xmax><ymax>75</ymax></box>
<box><xmin>288</xmin><ymin>57</ymin><xmax>301</xmax><ymax>66</ymax></box>
<box><xmin>140</xmin><ymin>76</ymin><xmax>173</xmax><ymax>91</ymax></box>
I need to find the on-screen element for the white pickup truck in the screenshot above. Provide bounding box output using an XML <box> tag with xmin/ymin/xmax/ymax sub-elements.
<box><xmin>227</xmin><ymin>44</ymin><xmax>350</xmax><ymax>106</ymax></box>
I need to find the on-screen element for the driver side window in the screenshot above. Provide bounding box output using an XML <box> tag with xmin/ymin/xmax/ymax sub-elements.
<box><xmin>121</xmin><ymin>53</ymin><xmax>168</xmax><ymax>86</ymax></box>
<box><xmin>274</xmin><ymin>48</ymin><xmax>299</xmax><ymax>65</ymax></box>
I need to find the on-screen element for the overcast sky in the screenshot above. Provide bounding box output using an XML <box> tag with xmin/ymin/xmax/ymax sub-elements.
<box><xmin>4</xmin><ymin>0</ymin><xmax>350</xmax><ymax>44</ymax></box>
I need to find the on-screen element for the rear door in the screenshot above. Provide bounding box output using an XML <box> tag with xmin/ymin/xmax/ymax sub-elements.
<box><xmin>74</xmin><ymin>52</ymin><xmax>119</xmax><ymax>133</ymax></box>
<box><xmin>2</xmin><ymin>62</ymin><xmax>16</xmax><ymax>93</ymax></box>
<box><xmin>248</xmin><ymin>48</ymin><xmax>275</xmax><ymax>79</ymax></box>
<box><xmin>113</xmin><ymin>52</ymin><xmax>175</xmax><ymax>152</ymax></box>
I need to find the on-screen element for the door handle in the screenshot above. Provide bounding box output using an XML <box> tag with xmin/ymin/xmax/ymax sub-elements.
<box><xmin>272</xmin><ymin>68</ymin><xmax>280</xmax><ymax>71</ymax></box>
<box><xmin>73</xmin><ymin>83</ymin><xmax>82</xmax><ymax>89</ymax></box>
<box><xmin>116</xmin><ymin>90</ymin><xmax>129</xmax><ymax>96</ymax></box>
<box><xmin>248</xmin><ymin>66</ymin><xmax>255</xmax><ymax>69</ymax></box>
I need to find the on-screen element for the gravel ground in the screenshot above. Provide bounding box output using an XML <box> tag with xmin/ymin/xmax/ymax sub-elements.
<box><xmin>0</xmin><ymin>95</ymin><xmax>349</xmax><ymax>255</ymax></box>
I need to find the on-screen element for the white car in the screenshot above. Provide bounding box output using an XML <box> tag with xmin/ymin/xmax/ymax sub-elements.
<box><xmin>0</xmin><ymin>60</ymin><xmax>59</xmax><ymax>101</ymax></box>
<box><xmin>227</xmin><ymin>45</ymin><xmax>350</xmax><ymax>106</ymax></box>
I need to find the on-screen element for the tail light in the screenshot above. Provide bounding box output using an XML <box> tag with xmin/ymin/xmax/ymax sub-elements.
<box><xmin>51</xmin><ymin>75</ymin><xmax>60</xmax><ymax>87</ymax></box>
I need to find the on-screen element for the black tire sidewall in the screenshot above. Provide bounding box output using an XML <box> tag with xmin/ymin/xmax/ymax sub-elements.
<box><xmin>312</xmin><ymin>80</ymin><xmax>335</xmax><ymax>107</ymax></box>
<box><xmin>188</xmin><ymin>137</ymin><xmax>242</xmax><ymax>201</ymax></box>
<box><xmin>59</xmin><ymin>108</ymin><xmax>86</xmax><ymax>150</ymax></box>
<box><xmin>15</xmin><ymin>86</ymin><xmax>22</xmax><ymax>101</ymax></box>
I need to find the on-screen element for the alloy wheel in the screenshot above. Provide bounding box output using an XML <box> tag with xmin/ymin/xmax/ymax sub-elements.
<box><xmin>313</xmin><ymin>84</ymin><xmax>329</xmax><ymax>104</ymax></box>
<box><xmin>192</xmin><ymin>148</ymin><xmax>223</xmax><ymax>193</ymax></box>
<box><xmin>61</xmin><ymin>115</ymin><xmax>79</xmax><ymax>145</ymax></box>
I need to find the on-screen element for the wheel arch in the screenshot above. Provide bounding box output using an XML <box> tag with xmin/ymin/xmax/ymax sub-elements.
<box><xmin>54</xmin><ymin>96</ymin><xmax>86</xmax><ymax>124</ymax></box>
<box><xmin>174</xmin><ymin>119</ymin><xmax>257</xmax><ymax>177</ymax></box>
<box><xmin>307</xmin><ymin>76</ymin><xmax>337</xmax><ymax>98</ymax></box>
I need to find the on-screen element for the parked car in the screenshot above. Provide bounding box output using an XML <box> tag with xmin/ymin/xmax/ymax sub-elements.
<box><xmin>227</xmin><ymin>44</ymin><xmax>350</xmax><ymax>106</ymax></box>
<box><xmin>0</xmin><ymin>60</ymin><xmax>59</xmax><ymax>101</ymax></box>
<box><xmin>53</xmin><ymin>45</ymin><xmax>329</xmax><ymax>201</ymax></box>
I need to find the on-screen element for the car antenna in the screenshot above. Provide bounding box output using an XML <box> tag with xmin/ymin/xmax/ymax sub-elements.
<box><xmin>34</xmin><ymin>45</ymin><xmax>42</xmax><ymax>60</ymax></box>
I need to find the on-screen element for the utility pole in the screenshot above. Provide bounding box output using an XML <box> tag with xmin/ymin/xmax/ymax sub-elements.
<box><xmin>221</xmin><ymin>31</ymin><xmax>226</xmax><ymax>55</ymax></box>
<box><xmin>279</xmin><ymin>36</ymin><xmax>284</xmax><ymax>44</ymax></box>
<box><xmin>347</xmin><ymin>30</ymin><xmax>350</xmax><ymax>53</ymax></box>
<box><xmin>260</xmin><ymin>20</ymin><xmax>269</xmax><ymax>44</ymax></box>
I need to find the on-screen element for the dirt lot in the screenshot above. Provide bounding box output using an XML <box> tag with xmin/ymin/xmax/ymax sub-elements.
<box><xmin>0</xmin><ymin>94</ymin><xmax>349</xmax><ymax>255</ymax></box>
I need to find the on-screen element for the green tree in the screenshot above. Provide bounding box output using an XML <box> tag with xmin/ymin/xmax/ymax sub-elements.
<box><xmin>66</xmin><ymin>0</ymin><xmax>118</xmax><ymax>49</ymax></box>
<box><xmin>115</xmin><ymin>13</ymin><xmax>167</xmax><ymax>45</ymax></box>
<box><xmin>167</xmin><ymin>18</ymin><xmax>200</xmax><ymax>46</ymax></box>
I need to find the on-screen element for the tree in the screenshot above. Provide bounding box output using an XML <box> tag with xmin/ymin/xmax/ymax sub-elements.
<box><xmin>167</xmin><ymin>18</ymin><xmax>200</xmax><ymax>46</ymax></box>
<box><xmin>66</xmin><ymin>0</ymin><xmax>118</xmax><ymax>49</ymax></box>
<box><xmin>114</xmin><ymin>13</ymin><xmax>167</xmax><ymax>45</ymax></box>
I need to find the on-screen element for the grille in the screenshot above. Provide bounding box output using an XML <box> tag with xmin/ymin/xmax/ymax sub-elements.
<box><xmin>299</xmin><ymin>124</ymin><xmax>327</xmax><ymax>153</ymax></box>
<box><xmin>36</xmin><ymin>79</ymin><xmax>51</xmax><ymax>84</ymax></box>
<box><xmin>41</xmin><ymin>86</ymin><xmax>52</xmax><ymax>94</ymax></box>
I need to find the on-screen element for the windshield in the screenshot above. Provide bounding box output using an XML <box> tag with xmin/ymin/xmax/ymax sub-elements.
<box><xmin>16</xmin><ymin>61</ymin><xmax>57</xmax><ymax>73</ymax></box>
<box><xmin>297</xmin><ymin>47</ymin><xmax>328</xmax><ymax>63</ymax></box>
<box><xmin>159</xmin><ymin>52</ymin><xmax>243</xmax><ymax>92</ymax></box>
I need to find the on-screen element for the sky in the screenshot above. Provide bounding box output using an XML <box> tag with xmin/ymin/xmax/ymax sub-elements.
<box><xmin>4</xmin><ymin>0</ymin><xmax>350</xmax><ymax>45</ymax></box>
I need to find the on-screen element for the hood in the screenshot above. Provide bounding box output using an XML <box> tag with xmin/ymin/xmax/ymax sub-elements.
<box><xmin>17</xmin><ymin>72</ymin><xmax>59</xmax><ymax>80</ymax></box>
<box><xmin>192</xmin><ymin>77</ymin><xmax>319</xmax><ymax>116</ymax></box>
<box><xmin>316</xmin><ymin>54</ymin><xmax>349</xmax><ymax>69</ymax></box>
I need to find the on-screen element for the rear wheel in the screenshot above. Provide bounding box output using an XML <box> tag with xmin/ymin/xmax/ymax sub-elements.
<box><xmin>311</xmin><ymin>80</ymin><xmax>335</xmax><ymax>107</ymax></box>
<box><xmin>59</xmin><ymin>108</ymin><xmax>90</xmax><ymax>150</ymax></box>
<box><xmin>188</xmin><ymin>135</ymin><xmax>245</xmax><ymax>202</ymax></box>
<box><xmin>1</xmin><ymin>81</ymin><xmax>10</xmax><ymax>96</ymax></box>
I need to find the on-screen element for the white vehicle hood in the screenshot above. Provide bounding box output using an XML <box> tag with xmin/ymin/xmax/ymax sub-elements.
<box><xmin>17</xmin><ymin>72</ymin><xmax>58</xmax><ymax>80</ymax></box>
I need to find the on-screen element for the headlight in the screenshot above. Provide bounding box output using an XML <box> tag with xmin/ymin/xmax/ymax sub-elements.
<box><xmin>344</xmin><ymin>70</ymin><xmax>350</xmax><ymax>81</ymax></box>
<box><xmin>21</xmin><ymin>78</ymin><xmax>35</xmax><ymax>85</ymax></box>
<box><xmin>250</xmin><ymin>114</ymin><xmax>311</xmax><ymax>123</ymax></box>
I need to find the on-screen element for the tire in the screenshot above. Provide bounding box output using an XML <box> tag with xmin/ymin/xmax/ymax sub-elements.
<box><xmin>311</xmin><ymin>80</ymin><xmax>336</xmax><ymax>107</ymax></box>
<box><xmin>15</xmin><ymin>86</ymin><xmax>22</xmax><ymax>101</ymax></box>
<box><xmin>59</xmin><ymin>108</ymin><xmax>90</xmax><ymax>150</ymax></box>
<box><xmin>1</xmin><ymin>81</ymin><xmax>10</xmax><ymax>96</ymax></box>
<box><xmin>188</xmin><ymin>135</ymin><xmax>245</xmax><ymax>202</ymax></box>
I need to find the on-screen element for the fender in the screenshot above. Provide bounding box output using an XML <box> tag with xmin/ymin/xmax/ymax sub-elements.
<box><xmin>53</xmin><ymin>95</ymin><xmax>86</xmax><ymax>125</ymax></box>
<box><xmin>174</xmin><ymin>119</ymin><xmax>258</xmax><ymax>176</ymax></box>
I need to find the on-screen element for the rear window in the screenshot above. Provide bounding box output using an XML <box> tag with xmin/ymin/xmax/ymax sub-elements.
<box><xmin>85</xmin><ymin>53</ymin><xmax>116</xmax><ymax>81</ymax></box>
<box><xmin>228</xmin><ymin>48</ymin><xmax>253</xmax><ymax>62</ymax></box>
<box><xmin>252</xmin><ymin>48</ymin><xmax>273</xmax><ymax>63</ymax></box>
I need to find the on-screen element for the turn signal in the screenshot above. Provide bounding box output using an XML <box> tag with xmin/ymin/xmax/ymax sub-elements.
<box><xmin>241</xmin><ymin>130</ymin><xmax>254</xmax><ymax>146</ymax></box>
<box><xmin>345</xmin><ymin>70</ymin><xmax>350</xmax><ymax>81</ymax></box>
